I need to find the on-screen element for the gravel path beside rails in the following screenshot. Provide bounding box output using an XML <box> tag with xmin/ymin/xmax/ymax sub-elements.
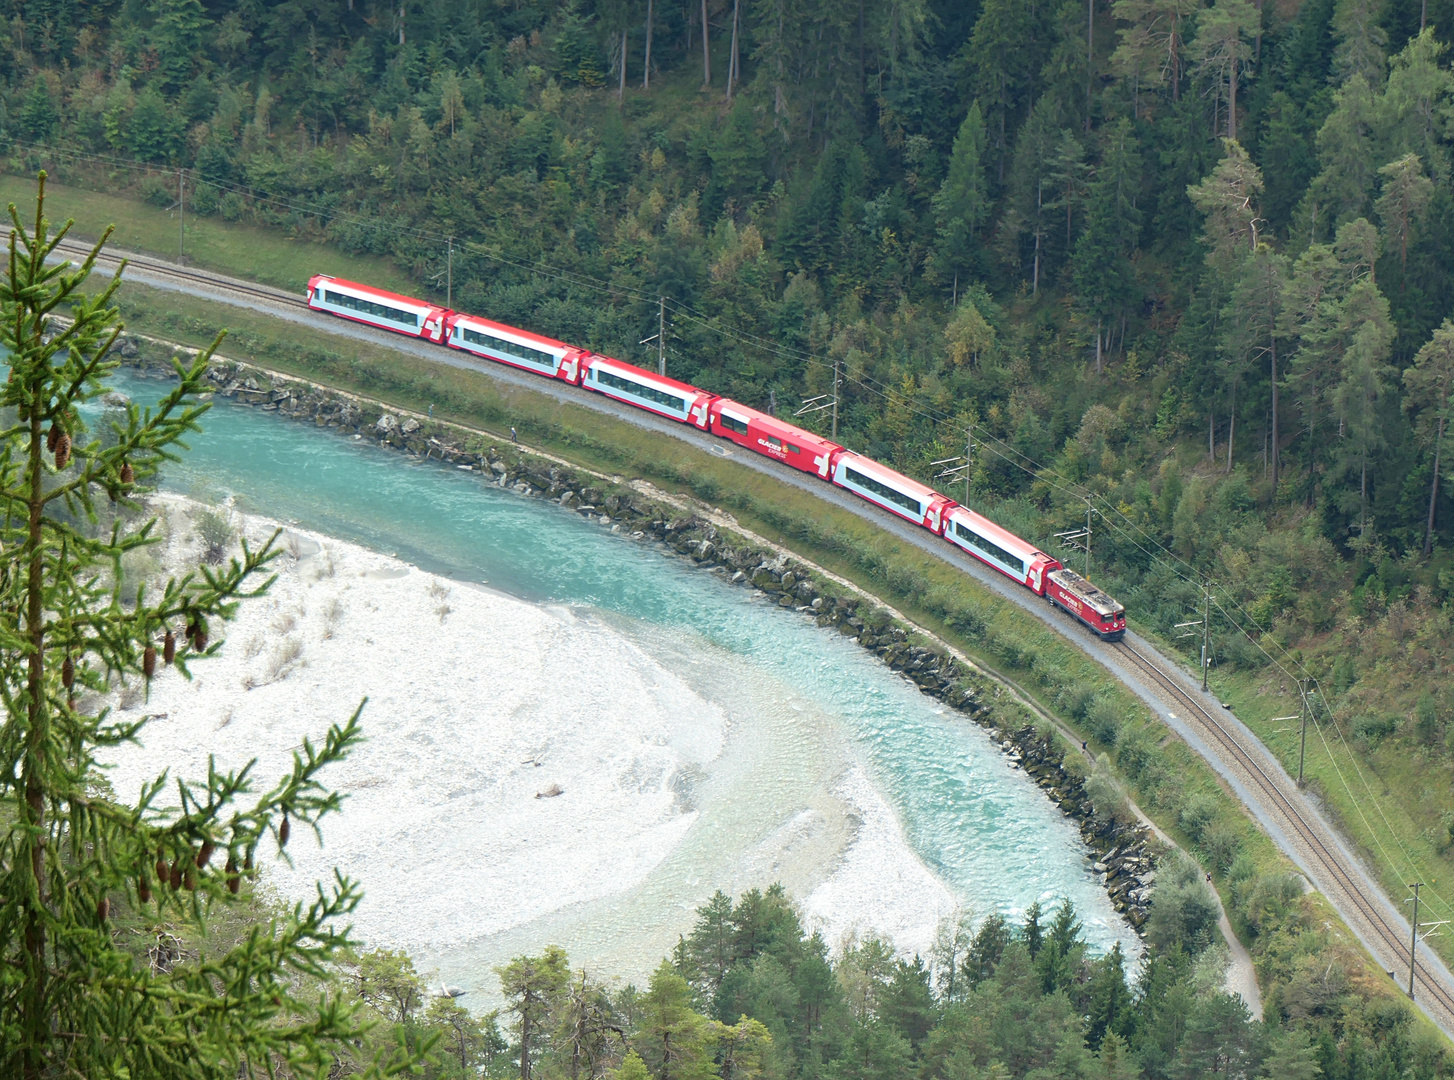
<box><xmin>63</xmin><ymin>238</ymin><xmax>1453</xmax><ymax>1035</ymax></box>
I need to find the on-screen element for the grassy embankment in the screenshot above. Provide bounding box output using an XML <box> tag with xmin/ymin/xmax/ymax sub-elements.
<box><xmin>29</xmin><ymin>175</ymin><xmax>1445</xmax><ymax>1029</ymax></box>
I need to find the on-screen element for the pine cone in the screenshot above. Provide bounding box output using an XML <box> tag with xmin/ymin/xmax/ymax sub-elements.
<box><xmin>155</xmin><ymin>854</ymin><xmax>168</xmax><ymax>885</ymax></box>
<box><xmin>193</xmin><ymin>623</ymin><xmax>208</xmax><ymax>651</ymax></box>
<box><xmin>61</xmin><ymin>657</ymin><xmax>74</xmax><ymax>689</ymax></box>
<box><xmin>46</xmin><ymin>426</ymin><xmax>58</xmax><ymax>451</ymax></box>
<box><xmin>163</xmin><ymin>630</ymin><xmax>176</xmax><ymax>664</ymax></box>
<box><xmin>142</xmin><ymin>646</ymin><xmax>156</xmax><ymax>679</ymax></box>
<box><xmin>183</xmin><ymin>869</ymin><xmax>195</xmax><ymax>892</ymax></box>
<box><xmin>138</xmin><ymin>876</ymin><xmax>151</xmax><ymax>904</ymax></box>
<box><xmin>54</xmin><ymin>433</ymin><xmax>70</xmax><ymax>470</ymax></box>
<box><xmin>278</xmin><ymin>815</ymin><xmax>290</xmax><ymax>849</ymax></box>
<box><xmin>96</xmin><ymin>896</ymin><xmax>109</xmax><ymax>922</ymax></box>
<box><xmin>120</xmin><ymin>462</ymin><xmax>134</xmax><ymax>484</ymax></box>
<box><xmin>196</xmin><ymin>840</ymin><xmax>215</xmax><ymax>868</ymax></box>
<box><xmin>225</xmin><ymin>856</ymin><xmax>240</xmax><ymax>895</ymax></box>
<box><xmin>168</xmin><ymin>861</ymin><xmax>182</xmax><ymax>891</ymax></box>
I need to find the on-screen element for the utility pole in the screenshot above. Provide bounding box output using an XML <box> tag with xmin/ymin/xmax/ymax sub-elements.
<box><xmin>1408</xmin><ymin>884</ymin><xmax>1423</xmax><ymax>999</ymax></box>
<box><xmin>1084</xmin><ymin>502</ymin><xmax>1092</xmax><ymax>577</ymax></box>
<box><xmin>1296</xmin><ymin>679</ymin><xmax>1310</xmax><ymax>786</ymax></box>
<box><xmin>932</xmin><ymin>428</ymin><xmax>974</xmax><ymax>502</ymax></box>
<box><xmin>178</xmin><ymin>168</ymin><xmax>185</xmax><ymax>263</ymax></box>
<box><xmin>1054</xmin><ymin>503</ymin><xmax>1094</xmax><ymax>578</ymax></box>
<box><xmin>1174</xmin><ymin>583</ymin><xmax>1214</xmax><ymax>690</ymax></box>
<box><xmin>446</xmin><ymin>237</ymin><xmax>454</xmax><ymax>309</ymax></box>
<box><xmin>1201</xmin><ymin>585</ymin><xmax>1211</xmax><ymax>691</ymax></box>
<box><xmin>831</xmin><ymin>354</ymin><xmax>841</xmax><ymax>439</ymax></box>
<box><xmin>965</xmin><ymin>425</ymin><xmax>973</xmax><ymax>504</ymax></box>
<box><xmin>658</xmin><ymin>297</ymin><xmax>666</xmax><ymax>376</ymax></box>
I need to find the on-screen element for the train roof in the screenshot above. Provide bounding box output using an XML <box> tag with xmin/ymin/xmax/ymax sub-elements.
<box><xmin>310</xmin><ymin>275</ymin><xmax>445</xmax><ymax>314</ymax></box>
<box><xmin>1047</xmin><ymin>567</ymin><xmax>1124</xmax><ymax>616</ymax></box>
<box><xmin>946</xmin><ymin>505</ymin><xmax>1050</xmax><ymax>561</ymax></box>
<box><xmin>450</xmin><ymin>312</ymin><xmax>575</xmax><ymax>357</ymax></box>
<box><xmin>586</xmin><ymin>354</ymin><xmax>714</xmax><ymax>398</ymax></box>
<box><xmin>713</xmin><ymin>400</ymin><xmax>843</xmax><ymax>451</ymax></box>
<box><xmin>837</xmin><ymin>452</ymin><xmax>947</xmax><ymax>504</ymax></box>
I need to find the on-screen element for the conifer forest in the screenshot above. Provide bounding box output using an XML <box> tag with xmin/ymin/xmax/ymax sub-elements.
<box><xmin>10</xmin><ymin>0</ymin><xmax>1454</xmax><ymax>1076</ymax></box>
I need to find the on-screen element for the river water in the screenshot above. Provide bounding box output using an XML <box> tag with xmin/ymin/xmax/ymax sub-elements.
<box><xmin>101</xmin><ymin>371</ymin><xmax>1139</xmax><ymax>993</ymax></box>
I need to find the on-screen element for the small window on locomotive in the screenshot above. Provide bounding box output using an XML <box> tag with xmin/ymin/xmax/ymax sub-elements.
<box><xmin>720</xmin><ymin>413</ymin><xmax>748</xmax><ymax>435</ymax></box>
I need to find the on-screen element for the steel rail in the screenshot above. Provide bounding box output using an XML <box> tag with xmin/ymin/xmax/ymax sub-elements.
<box><xmin>1110</xmin><ymin>639</ymin><xmax>1454</xmax><ymax>1027</ymax></box>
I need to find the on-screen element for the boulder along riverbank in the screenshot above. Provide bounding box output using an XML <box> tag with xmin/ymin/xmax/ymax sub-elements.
<box><xmin>113</xmin><ymin>335</ymin><xmax>1162</xmax><ymax>934</ymax></box>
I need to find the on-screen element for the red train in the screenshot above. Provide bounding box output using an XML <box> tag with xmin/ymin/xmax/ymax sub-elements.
<box><xmin>305</xmin><ymin>274</ymin><xmax>1127</xmax><ymax>640</ymax></box>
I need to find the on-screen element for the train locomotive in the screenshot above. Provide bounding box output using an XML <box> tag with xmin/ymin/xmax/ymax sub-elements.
<box><xmin>306</xmin><ymin>274</ymin><xmax>1128</xmax><ymax>641</ymax></box>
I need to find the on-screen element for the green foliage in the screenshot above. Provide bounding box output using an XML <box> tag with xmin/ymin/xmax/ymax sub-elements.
<box><xmin>0</xmin><ymin>175</ymin><xmax>391</xmax><ymax>1076</ymax></box>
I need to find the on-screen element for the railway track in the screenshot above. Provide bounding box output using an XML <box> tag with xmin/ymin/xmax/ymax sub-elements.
<box><xmin>51</xmin><ymin>237</ymin><xmax>1454</xmax><ymax>1035</ymax></box>
<box><xmin>53</xmin><ymin>236</ymin><xmax>306</xmax><ymax>309</ymax></box>
<box><xmin>1110</xmin><ymin>638</ymin><xmax>1454</xmax><ymax>1030</ymax></box>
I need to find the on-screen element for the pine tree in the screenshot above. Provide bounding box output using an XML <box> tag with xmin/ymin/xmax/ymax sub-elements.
<box><xmin>635</xmin><ymin>961</ymin><xmax>713</xmax><ymax>1080</ymax></box>
<box><xmin>1224</xmin><ymin>244</ymin><xmax>1289</xmax><ymax>487</ymax></box>
<box><xmin>148</xmin><ymin>0</ymin><xmax>210</xmax><ymax>89</ymax></box>
<box><xmin>498</xmin><ymin>946</ymin><xmax>571</xmax><ymax>1080</ymax></box>
<box><xmin>1187</xmin><ymin>0</ymin><xmax>1259</xmax><ymax>141</ymax></box>
<box><xmin>1073</xmin><ymin>119</ymin><xmax>1143</xmax><ymax>368</ymax></box>
<box><xmin>1110</xmin><ymin>0</ymin><xmax>1199</xmax><ymax>111</ymax></box>
<box><xmin>933</xmin><ymin>101</ymin><xmax>990</xmax><ymax>283</ymax></box>
<box><xmin>1330</xmin><ymin>278</ymin><xmax>1395</xmax><ymax>537</ymax></box>
<box><xmin>0</xmin><ymin>175</ymin><xmax>375</xmax><ymax>1078</ymax></box>
<box><xmin>1331</xmin><ymin>0</ymin><xmax>1387</xmax><ymax>87</ymax></box>
<box><xmin>1187</xmin><ymin>138</ymin><xmax>1264</xmax><ymax>271</ymax></box>
<box><xmin>1374</xmin><ymin>153</ymin><xmax>1433</xmax><ymax>272</ymax></box>
<box><xmin>1402</xmin><ymin>319</ymin><xmax>1454</xmax><ymax>553</ymax></box>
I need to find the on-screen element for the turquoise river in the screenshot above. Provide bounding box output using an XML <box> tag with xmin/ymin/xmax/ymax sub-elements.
<box><xmin>101</xmin><ymin>369</ymin><xmax>1140</xmax><ymax>994</ymax></box>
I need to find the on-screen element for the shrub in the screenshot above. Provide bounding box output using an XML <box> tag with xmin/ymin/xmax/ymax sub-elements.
<box><xmin>1178</xmin><ymin>793</ymin><xmax>1219</xmax><ymax>843</ymax></box>
<box><xmin>194</xmin><ymin>506</ymin><xmax>237</xmax><ymax>564</ymax></box>
<box><xmin>1352</xmin><ymin>713</ymin><xmax>1397</xmax><ymax>748</ymax></box>
<box><xmin>1144</xmin><ymin>852</ymin><xmax>1220</xmax><ymax>954</ymax></box>
<box><xmin>1086</xmin><ymin>697</ymin><xmax>1121</xmax><ymax>746</ymax></box>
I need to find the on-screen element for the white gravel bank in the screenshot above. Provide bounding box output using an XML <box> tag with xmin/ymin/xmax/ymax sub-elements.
<box><xmin>101</xmin><ymin>496</ymin><xmax>959</xmax><ymax>990</ymax></box>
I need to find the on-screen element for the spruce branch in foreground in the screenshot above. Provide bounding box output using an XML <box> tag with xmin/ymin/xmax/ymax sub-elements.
<box><xmin>0</xmin><ymin>173</ymin><xmax>404</xmax><ymax>1079</ymax></box>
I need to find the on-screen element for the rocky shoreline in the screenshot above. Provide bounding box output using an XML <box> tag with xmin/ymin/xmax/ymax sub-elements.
<box><xmin>113</xmin><ymin>338</ymin><xmax>1161</xmax><ymax>933</ymax></box>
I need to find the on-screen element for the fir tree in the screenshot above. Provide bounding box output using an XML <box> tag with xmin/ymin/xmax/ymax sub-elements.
<box><xmin>0</xmin><ymin>175</ymin><xmax>378</xmax><ymax>1078</ymax></box>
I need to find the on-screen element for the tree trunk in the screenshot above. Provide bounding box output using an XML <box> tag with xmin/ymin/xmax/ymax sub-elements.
<box><xmin>619</xmin><ymin>29</ymin><xmax>628</xmax><ymax>102</ymax></box>
<box><xmin>643</xmin><ymin>0</ymin><xmax>654</xmax><ymax>89</ymax></box>
<box><xmin>1361</xmin><ymin>454</ymin><xmax>1368</xmax><ymax>535</ymax></box>
<box><xmin>727</xmin><ymin>0</ymin><xmax>740</xmax><ymax>99</ymax></box>
<box><xmin>1270</xmin><ymin>324</ymin><xmax>1279</xmax><ymax>496</ymax></box>
<box><xmin>22</xmin><ymin>402</ymin><xmax>48</xmax><ymax>1080</ymax></box>
<box><xmin>1426</xmin><ymin>414</ymin><xmax>1444</xmax><ymax>554</ymax></box>
<box><xmin>1227</xmin><ymin>384</ymin><xmax>1235</xmax><ymax>473</ymax></box>
<box><xmin>1228</xmin><ymin>52</ymin><xmax>1237</xmax><ymax>141</ymax></box>
<box><xmin>1086</xmin><ymin>0</ymin><xmax>1094</xmax><ymax>134</ymax></box>
<box><xmin>1210</xmin><ymin>411</ymin><xmax>1215</xmax><ymax>461</ymax></box>
<box><xmin>701</xmin><ymin>0</ymin><xmax>711</xmax><ymax>87</ymax></box>
<box><xmin>1095</xmin><ymin>319</ymin><xmax>1102</xmax><ymax>374</ymax></box>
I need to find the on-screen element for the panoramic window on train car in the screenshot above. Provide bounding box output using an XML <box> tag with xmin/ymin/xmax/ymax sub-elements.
<box><xmin>324</xmin><ymin>290</ymin><xmax>418</xmax><ymax>327</ymax></box>
<box><xmin>720</xmin><ymin>414</ymin><xmax>749</xmax><ymax>435</ymax></box>
<box><xmin>954</xmin><ymin>521</ymin><xmax>1027</xmax><ymax>575</ymax></box>
<box><xmin>767</xmin><ymin>436</ymin><xmax>782</xmax><ymax>449</ymax></box>
<box><xmin>785</xmin><ymin>443</ymin><xmax>801</xmax><ymax>454</ymax></box>
<box><xmin>460</xmin><ymin>327</ymin><xmax>556</xmax><ymax>367</ymax></box>
<box><xmin>845</xmin><ymin>467</ymin><xmax>922</xmax><ymax>515</ymax></box>
<box><xmin>595</xmin><ymin>368</ymin><xmax>686</xmax><ymax>413</ymax></box>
